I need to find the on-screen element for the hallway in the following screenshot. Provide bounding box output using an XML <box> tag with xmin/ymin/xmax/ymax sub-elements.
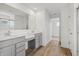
<box><xmin>27</xmin><ymin>38</ymin><xmax>72</xmax><ymax>56</ymax></box>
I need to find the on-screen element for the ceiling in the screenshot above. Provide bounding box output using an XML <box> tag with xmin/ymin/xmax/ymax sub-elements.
<box><xmin>23</xmin><ymin>3</ymin><xmax>67</xmax><ymax>10</ymax></box>
<box><xmin>21</xmin><ymin>3</ymin><xmax>68</xmax><ymax>18</ymax></box>
<box><xmin>0</xmin><ymin>3</ymin><xmax>69</xmax><ymax>18</ymax></box>
<box><xmin>0</xmin><ymin>3</ymin><xmax>28</xmax><ymax>16</ymax></box>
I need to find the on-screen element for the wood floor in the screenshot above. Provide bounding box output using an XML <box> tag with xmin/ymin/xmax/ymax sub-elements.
<box><xmin>26</xmin><ymin>38</ymin><xmax>72</xmax><ymax>56</ymax></box>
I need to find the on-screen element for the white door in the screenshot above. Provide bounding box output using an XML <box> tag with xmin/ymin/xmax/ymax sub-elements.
<box><xmin>60</xmin><ymin>12</ymin><xmax>69</xmax><ymax>48</ymax></box>
<box><xmin>60</xmin><ymin>7</ymin><xmax>72</xmax><ymax>49</ymax></box>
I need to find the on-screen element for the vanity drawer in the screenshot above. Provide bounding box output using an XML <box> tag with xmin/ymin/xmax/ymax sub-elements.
<box><xmin>0</xmin><ymin>39</ymin><xmax>12</xmax><ymax>48</ymax></box>
<box><xmin>16</xmin><ymin>41</ymin><xmax>25</xmax><ymax>48</ymax></box>
<box><xmin>12</xmin><ymin>36</ymin><xmax>25</xmax><ymax>44</ymax></box>
<box><xmin>25</xmin><ymin>37</ymin><xmax>34</xmax><ymax>41</ymax></box>
<box><xmin>16</xmin><ymin>45</ymin><xmax>25</xmax><ymax>53</ymax></box>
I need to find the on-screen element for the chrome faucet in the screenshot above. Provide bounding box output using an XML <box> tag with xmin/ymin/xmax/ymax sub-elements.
<box><xmin>5</xmin><ymin>30</ymin><xmax>10</xmax><ymax>36</ymax></box>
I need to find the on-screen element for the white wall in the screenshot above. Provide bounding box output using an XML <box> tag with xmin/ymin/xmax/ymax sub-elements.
<box><xmin>28</xmin><ymin>10</ymin><xmax>50</xmax><ymax>46</ymax></box>
<box><xmin>36</xmin><ymin>10</ymin><xmax>50</xmax><ymax>46</ymax></box>
<box><xmin>49</xmin><ymin>18</ymin><xmax>59</xmax><ymax>40</ymax></box>
<box><xmin>44</xmin><ymin>10</ymin><xmax>50</xmax><ymax>44</ymax></box>
<box><xmin>28</xmin><ymin>12</ymin><xmax>36</xmax><ymax>31</ymax></box>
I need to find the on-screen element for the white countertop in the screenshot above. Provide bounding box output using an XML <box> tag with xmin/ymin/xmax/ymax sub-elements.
<box><xmin>0</xmin><ymin>30</ymin><xmax>41</xmax><ymax>42</ymax></box>
<box><xmin>0</xmin><ymin>33</ymin><xmax>34</xmax><ymax>42</ymax></box>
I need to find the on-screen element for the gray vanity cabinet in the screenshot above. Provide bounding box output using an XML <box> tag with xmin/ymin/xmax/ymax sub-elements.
<box><xmin>0</xmin><ymin>39</ymin><xmax>14</xmax><ymax>56</ymax></box>
<box><xmin>0</xmin><ymin>45</ymin><xmax>15</xmax><ymax>56</ymax></box>
<box><xmin>35</xmin><ymin>33</ymin><xmax>42</xmax><ymax>49</ymax></box>
<box><xmin>0</xmin><ymin>36</ymin><xmax>25</xmax><ymax>56</ymax></box>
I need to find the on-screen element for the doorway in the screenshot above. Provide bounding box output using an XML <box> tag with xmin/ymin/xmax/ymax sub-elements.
<box><xmin>49</xmin><ymin>17</ymin><xmax>60</xmax><ymax>44</ymax></box>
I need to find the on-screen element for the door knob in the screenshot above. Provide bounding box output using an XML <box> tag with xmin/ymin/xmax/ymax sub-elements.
<box><xmin>68</xmin><ymin>41</ymin><xmax>70</xmax><ymax>45</ymax></box>
<box><xmin>70</xmin><ymin>33</ymin><xmax>72</xmax><ymax>35</ymax></box>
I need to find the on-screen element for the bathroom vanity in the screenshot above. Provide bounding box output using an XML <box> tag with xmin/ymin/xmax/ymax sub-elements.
<box><xmin>0</xmin><ymin>31</ymin><xmax>42</xmax><ymax>56</ymax></box>
<box><xmin>0</xmin><ymin>4</ymin><xmax>42</xmax><ymax>56</ymax></box>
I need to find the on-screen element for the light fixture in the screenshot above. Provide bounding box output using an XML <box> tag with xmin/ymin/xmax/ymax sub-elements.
<box><xmin>33</xmin><ymin>8</ymin><xmax>37</xmax><ymax>10</ymax></box>
<box><xmin>57</xmin><ymin>22</ymin><xmax>59</xmax><ymax>27</ymax></box>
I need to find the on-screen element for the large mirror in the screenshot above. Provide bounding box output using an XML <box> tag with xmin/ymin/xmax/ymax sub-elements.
<box><xmin>0</xmin><ymin>16</ymin><xmax>28</xmax><ymax>30</ymax></box>
<box><xmin>0</xmin><ymin>3</ymin><xmax>29</xmax><ymax>35</ymax></box>
<box><xmin>0</xmin><ymin>19</ymin><xmax>10</xmax><ymax>30</ymax></box>
<box><xmin>14</xmin><ymin>15</ymin><xmax>28</xmax><ymax>30</ymax></box>
<box><xmin>0</xmin><ymin>18</ymin><xmax>13</xmax><ymax>35</ymax></box>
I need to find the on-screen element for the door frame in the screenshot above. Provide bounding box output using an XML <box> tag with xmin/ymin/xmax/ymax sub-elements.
<box><xmin>76</xmin><ymin>7</ymin><xmax>79</xmax><ymax>56</ymax></box>
<box><xmin>59</xmin><ymin>12</ymin><xmax>61</xmax><ymax>46</ymax></box>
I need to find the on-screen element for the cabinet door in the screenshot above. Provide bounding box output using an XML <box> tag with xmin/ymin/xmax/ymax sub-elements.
<box><xmin>38</xmin><ymin>33</ymin><xmax>42</xmax><ymax>46</ymax></box>
<box><xmin>35</xmin><ymin>34</ymin><xmax>39</xmax><ymax>48</ymax></box>
<box><xmin>35</xmin><ymin>33</ymin><xmax>42</xmax><ymax>49</ymax></box>
<box><xmin>11</xmin><ymin>45</ymin><xmax>15</xmax><ymax>56</ymax></box>
<box><xmin>0</xmin><ymin>45</ymin><xmax>15</xmax><ymax>56</ymax></box>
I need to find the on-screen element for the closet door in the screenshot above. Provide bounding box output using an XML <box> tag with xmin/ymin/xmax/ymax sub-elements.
<box><xmin>60</xmin><ymin>6</ymin><xmax>73</xmax><ymax>50</ymax></box>
<box><xmin>60</xmin><ymin>8</ymin><xmax>70</xmax><ymax>48</ymax></box>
